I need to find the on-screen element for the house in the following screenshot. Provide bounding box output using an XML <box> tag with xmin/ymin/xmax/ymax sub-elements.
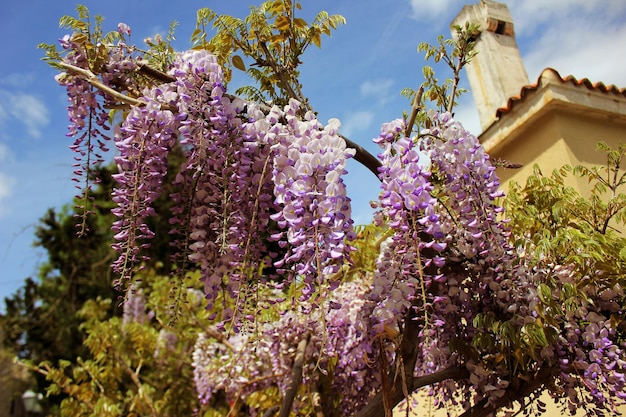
<box><xmin>451</xmin><ymin>0</ymin><xmax>626</xmax><ymax>194</ymax></box>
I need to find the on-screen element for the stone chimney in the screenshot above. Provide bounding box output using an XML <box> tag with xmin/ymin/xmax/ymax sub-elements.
<box><xmin>451</xmin><ymin>0</ymin><xmax>529</xmax><ymax>131</ymax></box>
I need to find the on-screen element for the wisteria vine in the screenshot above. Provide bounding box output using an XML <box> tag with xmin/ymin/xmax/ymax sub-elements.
<box><xmin>48</xmin><ymin>15</ymin><xmax>626</xmax><ymax>417</ymax></box>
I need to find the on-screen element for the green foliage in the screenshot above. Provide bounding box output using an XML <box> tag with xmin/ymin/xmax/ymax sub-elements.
<box><xmin>32</xmin><ymin>226</ymin><xmax>385</xmax><ymax>417</ymax></box>
<box><xmin>416</xmin><ymin>23</ymin><xmax>478</xmax><ymax>112</ymax></box>
<box><xmin>41</xmin><ymin>5</ymin><xmax>177</xmax><ymax>89</ymax></box>
<box><xmin>343</xmin><ymin>223</ymin><xmax>390</xmax><ymax>281</ymax></box>
<box><xmin>191</xmin><ymin>1</ymin><xmax>345</xmax><ymax>108</ymax></box>
<box><xmin>1</xmin><ymin>153</ymin><xmax>186</xmax><ymax>408</ymax></box>
<box><xmin>33</xmin><ymin>271</ymin><xmax>216</xmax><ymax>417</ymax></box>
<box><xmin>402</xmin><ymin>22</ymin><xmax>478</xmax><ymax>137</ymax></box>
<box><xmin>569</xmin><ymin>141</ymin><xmax>626</xmax><ymax>233</ymax></box>
<box><xmin>459</xmin><ymin>143</ymin><xmax>626</xmax><ymax>382</ymax></box>
<box><xmin>143</xmin><ymin>20</ymin><xmax>179</xmax><ymax>72</ymax></box>
<box><xmin>504</xmin><ymin>142</ymin><xmax>626</xmax><ymax>355</ymax></box>
<box><xmin>56</xmin><ymin>6</ymin><xmax>122</xmax><ymax>72</ymax></box>
<box><xmin>506</xmin><ymin>143</ymin><xmax>626</xmax><ymax>276</ymax></box>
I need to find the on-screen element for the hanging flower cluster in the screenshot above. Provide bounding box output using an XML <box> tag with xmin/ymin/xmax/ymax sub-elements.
<box><xmin>192</xmin><ymin>281</ymin><xmax>378</xmax><ymax>415</ymax></box>
<box><xmin>111</xmin><ymin>86</ymin><xmax>179</xmax><ymax>282</ymax></box>
<box><xmin>369</xmin><ymin>113</ymin><xmax>540</xmax><ymax>410</ymax></box>
<box><xmin>270</xmin><ymin>100</ymin><xmax>356</xmax><ymax>297</ymax></box>
<box><xmin>55</xmin><ymin>34</ymin><xmax>112</xmax><ymax>232</ymax></box>
<box><xmin>57</xmin><ymin>42</ymin><xmax>356</xmax><ymax>327</ymax></box>
<box><xmin>371</xmin><ymin>118</ymin><xmax>440</xmax><ymax>335</ymax></box>
<box><xmin>165</xmin><ymin>50</ymin><xmax>276</xmax><ymax>321</ymax></box>
<box><xmin>423</xmin><ymin>112</ymin><xmax>507</xmax><ymax>262</ymax></box>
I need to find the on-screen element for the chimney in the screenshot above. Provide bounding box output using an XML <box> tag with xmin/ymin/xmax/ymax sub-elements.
<box><xmin>451</xmin><ymin>0</ymin><xmax>529</xmax><ymax>131</ymax></box>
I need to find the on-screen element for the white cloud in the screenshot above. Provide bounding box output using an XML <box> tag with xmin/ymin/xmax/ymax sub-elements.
<box><xmin>340</xmin><ymin>111</ymin><xmax>375</xmax><ymax>138</ymax></box>
<box><xmin>407</xmin><ymin>0</ymin><xmax>463</xmax><ymax>20</ymax></box>
<box><xmin>506</xmin><ymin>0</ymin><xmax>624</xmax><ymax>36</ymax></box>
<box><xmin>0</xmin><ymin>73</ymin><xmax>35</xmax><ymax>88</ymax></box>
<box><xmin>499</xmin><ymin>0</ymin><xmax>626</xmax><ymax>84</ymax></box>
<box><xmin>509</xmin><ymin>3</ymin><xmax>626</xmax><ymax>88</ymax></box>
<box><xmin>360</xmin><ymin>79</ymin><xmax>395</xmax><ymax>105</ymax></box>
<box><xmin>0</xmin><ymin>99</ymin><xmax>7</xmax><ymax>124</ymax></box>
<box><xmin>0</xmin><ymin>142</ymin><xmax>10</xmax><ymax>161</ymax></box>
<box><xmin>523</xmin><ymin>24</ymin><xmax>626</xmax><ymax>87</ymax></box>
<box><xmin>0</xmin><ymin>172</ymin><xmax>15</xmax><ymax>218</ymax></box>
<box><xmin>0</xmin><ymin>143</ymin><xmax>15</xmax><ymax>218</ymax></box>
<box><xmin>10</xmin><ymin>94</ymin><xmax>50</xmax><ymax>138</ymax></box>
<box><xmin>0</xmin><ymin>91</ymin><xmax>50</xmax><ymax>139</ymax></box>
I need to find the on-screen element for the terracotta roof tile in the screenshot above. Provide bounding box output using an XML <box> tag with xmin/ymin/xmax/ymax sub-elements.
<box><xmin>495</xmin><ymin>67</ymin><xmax>626</xmax><ymax>119</ymax></box>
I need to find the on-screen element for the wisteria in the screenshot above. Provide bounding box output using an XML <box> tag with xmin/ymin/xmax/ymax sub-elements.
<box><xmin>111</xmin><ymin>85</ymin><xmax>179</xmax><ymax>281</ymax></box>
<box><xmin>369</xmin><ymin>114</ymin><xmax>527</xmax><ymax>410</ymax></box>
<box><xmin>76</xmin><ymin>47</ymin><xmax>357</xmax><ymax>327</ymax></box>
<box><xmin>269</xmin><ymin>101</ymin><xmax>356</xmax><ymax>296</ymax></box>
<box><xmin>192</xmin><ymin>281</ymin><xmax>378</xmax><ymax>415</ymax></box>
<box><xmin>47</xmin><ymin>11</ymin><xmax>626</xmax><ymax>417</ymax></box>
<box><xmin>55</xmin><ymin>34</ymin><xmax>113</xmax><ymax>234</ymax></box>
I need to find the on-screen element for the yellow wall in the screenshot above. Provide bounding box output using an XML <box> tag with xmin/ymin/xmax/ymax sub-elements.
<box><xmin>492</xmin><ymin>109</ymin><xmax>626</xmax><ymax>197</ymax></box>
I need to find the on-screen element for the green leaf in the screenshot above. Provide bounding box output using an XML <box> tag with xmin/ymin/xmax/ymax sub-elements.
<box><xmin>537</xmin><ymin>283</ymin><xmax>552</xmax><ymax>304</ymax></box>
<box><xmin>293</xmin><ymin>17</ymin><xmax>308</xmax><ymax>29</ymax></box>
<box><xmin>275</xmin><ymin>15</ymin><xmax>291</xmax><ymax>32</ymax></box>
<box><xmin>311</xmin><ymin>32</ymin><xmax>321</xmax><ymax>48</ymax></box>
<box><xmin>269</xmin><ymin>0</ymin><xmax>285</xmax><ymax>15</ymax></box>
<box><xmin>232</xmin><ymin>55</ymin><xmax>246</xmax><ymax>71</ymax></box>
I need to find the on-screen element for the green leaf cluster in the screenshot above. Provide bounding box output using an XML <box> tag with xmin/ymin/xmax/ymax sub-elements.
<box><xmin>460</xmin><ymin>143</ymin><xmax>626</xmax><ymax>385</ymax></box>
<box><xmin>504</xmin><ymin>142</ymin><xmax>626</xmax><ymax>353</ymax></box>
<box><xmin>56</xmin><ymin>6</ymin><xmax>122</xmax><ymax>72</ymax></box>
<box><xmin>506</xmin><ymin>143</ymin><xmax>626</xmax><ymax>278</ymax></box>
<box><xmin>401</xmin><ymin>22</ymin><xmax>478</xmax><ymax>137</ymax></box>
<box><xmin>191</xmin><ymin>1</ymin><xmax>345</xmax><ymax>107</ymax></box>
<box><xmin>33</xmin><ymin>271</ymin><xmax>219</xmax><ymax>417</ymax></box>
<box><xmin>1</xmin><ymin>153</ymin><xmax>188</xmax><ymax>409</ymax></box>
<box><xmin>415</xmin><ymin>22</ymin><xmax>478</xmax><ymax>112</ymax></box>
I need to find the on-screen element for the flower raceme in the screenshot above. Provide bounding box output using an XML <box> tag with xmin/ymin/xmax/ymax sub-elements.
<box><xmin>192</xmin><ymin>281</ymin><xmax>377</xmax><ymax>415</ymax></box>
<box><xmin>270</xmin><ymin>102</ymin><xmax>356</xmax><ymax>296</ymax></box>
<box><xmin>55</xmin><ymin>34</ymin><xmax>112</xmax><ymax>234</ymax></box>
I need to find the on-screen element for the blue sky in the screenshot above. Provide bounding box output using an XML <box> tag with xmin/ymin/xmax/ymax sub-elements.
<box><xmin>1</xmin><ymin>0</ymin><xmax>626</xmax><ymax>308</ymax></box>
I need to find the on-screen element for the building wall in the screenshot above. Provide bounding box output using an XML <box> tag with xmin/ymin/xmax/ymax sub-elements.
<box><xmin>491</xmin><ymin>109</ymin><xmax>626</xmax><ymax>194</ymax></box>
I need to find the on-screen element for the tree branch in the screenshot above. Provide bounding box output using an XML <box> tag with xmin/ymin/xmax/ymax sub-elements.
<box><xmin>356</xmin><ymin>365</ymin><xmax>469</xmax><ymax>417</ymax></box>
<box><xmin>138</xmin><ymin>61</ymin><xmax>176</xmax><ymax>83</ymax></box>
<box><xmin>258</xmin><ymin>41</ymin><xmax>304</xmax><ymax>106</ymax></box>
<box><xmin>31</xmin><ymin>362</ymin><xmax>97</xmax><ymax>412</ymax></box>
<box><xmin>263</xmin><ymin>405</ymin><xmax>280</xmax><ymax>417</ymax></box>
<box><xmin>340</xmin><ymin>134</ymin><xmax>382</xmax><ymax>178</ymax></box>
<box><xmin>278</xmin><ymin>333</ymin><xmax>311</xmax><ymax>417</ymax></box>
<box><xmin>405</xmin><ymin>86</ymin><xmax>424</xmax><ymax>138</ymax></box>
<box><xmin>357</xmin><ymin>301</ymin><xmax>470</xmax><ymax>417</ymax></box>
<box><xmin>57</xmin><ymin>61</ymin><xmax>145</xmax><ymax>108</ymax></box>
<box><xmin>116</xmin><ymin>354</ymin><xmax>159</xmax><ymax>417</ymax></box>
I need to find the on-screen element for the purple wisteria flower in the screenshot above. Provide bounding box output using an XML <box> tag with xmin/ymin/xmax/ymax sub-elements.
<box><xmin>111</xmin><ymin>86</ymin><xmax>179</xmax><ymax>282</ymax></box>
<box><xmin>270</xmin><ymin>101</ymin><xmax>356</xmax><ymax>297</ymax></box>
<box><xmin>192</xmin><ymin>281</ymin><xmax>378</xmax><ymax>415</ymax></box>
